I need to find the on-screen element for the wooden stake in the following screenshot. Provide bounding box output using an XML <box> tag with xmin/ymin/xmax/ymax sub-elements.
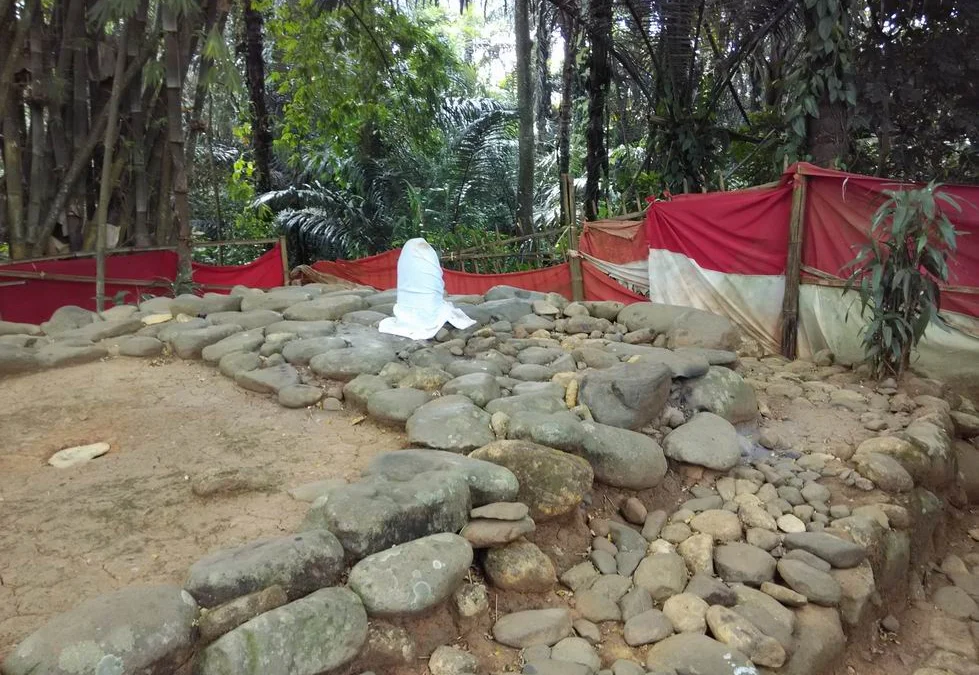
<box><xmin>278</xmin><ymin>235</ymin><xmax>290</xmax><ymax>285</ymax></box>
<box><xmin>779</xmin><ymin>167</ymin><xmax>807</xmax><ymax>358</ymax></box>
<box><xmin>562</xmin><ymin>172</ymin><xmax>584</xmax><ymax>301</ymax></box>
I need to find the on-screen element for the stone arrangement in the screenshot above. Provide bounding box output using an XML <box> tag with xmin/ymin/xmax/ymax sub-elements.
<box><xmin>2</xmin><ymin>282</ymin><xmax>979</xmax><ymax>675</ymax></box>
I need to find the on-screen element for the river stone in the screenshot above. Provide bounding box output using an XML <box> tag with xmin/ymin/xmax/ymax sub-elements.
<box><xmin>309</xmin><ymin>344</ymin><xmax>397</xmax><ymax>380</ymax></box>
<box><xmin>201</xmin><ymin>330</ymin><xmax>265</xmax><ymax>364</ymax></box>
<box><xmin>706</xmin><ymin>604</ymin><xmax>786</xmax><ymax>668</ymax></box>
<box><xmin>364</xmin><ymin>449</ymin><xmax>517</xmax><ymax>506</ymax></box>
<box><xmin>776</xmin><ymin>559</ymin><xmax>841</xmax><ymax>606</ymax></box>
<box><xmin>235</xmin><ymin>363</ymin><xmax>300</xmax><ymax>394</ymax></box>
<box><xmin>429</xmin><ymin>645</ymin><xmax>479</xmax><ymax>675</ymax></box>
<box><xmin>2</xmin><ymin>586</ymin><xmax>197</xmax><ymax>675</ymax></box>
<box><xmin>285</xmin><ymin>295</ymin><xmax>368</xmax><ymax>321</ymax></box>
<box><xmin>198</xmin><ymin>585</ymin><xmax>289</xmax><ymax>644</ymax></box>
<box><xmin>281</xmin><ymin>336</ymin><xmax>348</xmax><ymax>365</ymax></box>
<box><xmin>486</xmin><ymin>394</ymin><xmax>567</xmax><ymax>417</ymax></box>
<box><xmin>0</xmin><ymin>320</ymin><xmax>41</xmax><ymax>336</ymax></box>
<box><xmin>0</xmin><ymin>344</ymin><xmax>38</xmax><ymax>374</ymax></box>
<box><xmin>40</xmin><ymin>305</ymin><xmax>99</xmax><ymax>335</ymax></box>
<box><xmin>561</xmin><ymin>562</ymin><xmax>601</xmax><ymax>593</ymax></box>
<box><xmin>634</xmin><ymin>553</ymin><xmax>688</xmax><ymax>602</ymax></box>
<box><xmin>663</xmin><ymin>413</ymin><xmax>741</xmax><ymax>471</ymax></box>
<box><xmin>572</xmin><ymin>347</ymin><xmax>621</xmax><ymax>369</ymax></box>
<box><xmin>185</xmin><ymin>530</ymin><xmax>345</xmax><ymax>608</ymax></box>
<box><xmin>933</xmin><ymin>585</ymin><xmax>979</xmax><ymax>619</ymax></box>
<box><xmin>442</xmin><ymin>372</ymin><xmax>502</xmax><ymax>407</ymax></box>
<box><xmin>461</xmin><ymin>517</ymin><xmax>535</xmax><ymax>547</ymax></box>
<box><xmin>367</xmin><ymin>388</ymin><xmax>432</xmax><ymax>425</ymax></box>
<box><xmin>471</xmin><ymin>502</ymin><xmax>529</xmax><ymax>520</ymax></box>
<box><xmin>667</xmin><ymin>309</ymin><xmax>741</xmax><ymax>351</ymax></box>
<box><xmin>302</xmin><ymin>470</ymin><xmax>471</xmax><ymax>559</ymax></box>
<box><xmin>677</xmin><ymin>533</ymin><xmax>714</xmax><ymax>576</ymax></box>
<box><xmin>263</xmin><ymin>319</ymin><xmax>336</xmax><ymax>338</ymax></box>
<box><xmin>627</xmin><ymin>346</ymin><xmax>710</xmax><ymax>378</ymax></box>
<box><xmin>195</xmin><ymin>587</ymin><xmax>366</xmax><ymax>675</ymax></box>
<box><xmin>682</xmin><ymin>366</ymin><xmax>758</xmax><ymax>423</ymax></box>
<box><xmin>854</xmin><ymin>452</ymin><xmax>914</xmax><ymax>492</ymax></box>
<box><xmin>578</xmin><ymin>362</ymin><xmax>672</xmax><ymax>430</ymax></box>
<box><xmin>572</xmin><ymin>421</ymin><xmax>668</xmax><ymax>489</ymax></box>
<box><xmin>690</xmin><ymin>509</ymin><xmax>742</xmax><ymax>542</ymax></box>
<box><xmin>778</xmin><ymin>605</ymin><xmax>844</xmax><ymax>675</ymax></box>
<box><xmin>507</xmin><ymin>410</ymin><xmax>586</xmax><ymax>452</ymax></box>
<box><xmin>685</xmin><ymin>572</ymin><xmax>738</xmax><ymax>607</ymax></box>
<box><xmin>623</xmin><ymin>609</ymin><xmax>673</xmax><ymax>647</ymax></box>
<box><xmin>278</xmin><ymin>384</ymin><xmax>323</xmax><ymax>408</ymax></box>
<box><xmin>59</xmin><ymin>317</ymin><xmax>144</xmax><ymax>342</ymax></box>
<box><xmin>470</xmin><ymin>440</ymin><xmax>593</xmax><ymax>520</ymax></box>
<box><xmin>493</xmin><ymin>608</ymin><xmax>574</xmax><ymax>648</ymax></box>
<box><xmin>731</xmin><ymin>584</ymin><xmax>796</xmax><ymax>654</ymax></box>
<box><xmin>714</xmin><ymin>543</ymin><xmax>776</xmax><ymax>585</ymax></box>
<box><xmin>342</xmin><ymin>374</ymin><xmax>390</xmax><ymax>408</ymax></box>
<box><xmin>644</xmin><ymin>633</ymin><xmax>756</xmax><ymax>674</ymax></box>
<box><xmin>35</xmin><ymin>341</ymin><xmax>109</xmax><ymax>367</ymax></box>
<box><xmin>347</xmin><ymin>533</ymin><xmax>473</xmax><ymax>616</ymax></box>
<box><xmin>209</xmin><ymin>310</ymin><xmax>283</xmax><ymax>330</ymax></box>
<box><xmin>663</xmin><ymin>593</ymin><xmax>709</xmax><ymax>633</ymax></box>
<box><xmin>407</xmin><ymin>395</ymin><xmax>495</xmax><ymax>452</ymax></box>
<box><xmin>119</xmin><ymin>335</ymin><xmax>164</xmax><ymax>357</ymax></box>
<box><xmin>484</xmin><ymin>539</ymin><xmax>556</xmax><ymax>592</ymax></box>
<box><xmin>168</xmin><ymin>324</ymin><xmax>241</xmax><ymax>359</ymax></box>
<box><xmin>157</xmin><ymin>318</ymin><xmax>209</xmax><ymax>342</ymax></box>
<box><xmin>782</xmin><ymin>532</ymin><xmax>866</xmax><ymax>568</ymax></box>
<box><xmin>447</xmin><ymin>359</ymin><xmax>504</xmax><ymax>377</ymax></box>
<box><xmin>218</xmin><ymin>351</ymin><xmax>262</xmax><ymax>378</ymax></box>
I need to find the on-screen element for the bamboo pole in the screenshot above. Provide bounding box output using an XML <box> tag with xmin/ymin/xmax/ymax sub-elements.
<box><xmin>562</xmin><ymin>172</ymin><xmax>584</xmax><ymax>301</ymax></box>
<box><xmin>278</xmin><ymin>236</ymin><xmax>290</xmax><ymax>285</ymax></box>
<box><xmin>0</xmin><ymin>268</ymin><xmax>237</xmax><ymax>290</ymax></box>
<box><xmin>779</xmin><ymin>167</ymin><xmax>807</xmax><ymax>358</ymax></box>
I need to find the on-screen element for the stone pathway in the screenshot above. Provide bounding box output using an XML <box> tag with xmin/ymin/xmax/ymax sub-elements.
<box><xmin>1</xmin><ymin>283</ymin><xmax>978</xmax><ymax>675</ymax></box>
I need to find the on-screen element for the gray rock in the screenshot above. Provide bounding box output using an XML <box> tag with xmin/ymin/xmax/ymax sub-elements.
<box><xmin>156</xmin><ymin>317</ymin><xmax>209</xmax><ymax>342</ymax></box>
<box><xmin>551</xmin><ymin>637</ymin><xmax>601</xmax><ymax>672</ymax></box>
<box><xmin>508</xmin><ymin>410</ymin><xmax>585</xmax><ymax>452</ymax></box>
<box><xmin>364</xmin><ymin>449</ymin><xmax>518</xmax><ymax>506</ymax></box>
<box><xmin>398</xmin><ymin>365</ymin><xmax>454</xmax><ymax>391</ymax></box>
<box><xmin>667</xmin><ymin>309</ymin><xmax>741</xmax><ymax>351</ymax></box>
<box><xmin>623</xmin><ymin>609</ymin><xmax>673</xmax><ymax>646</ymax></box>
<box><xmin>663</xmin><ymin>412</ymin><xmax>741</xmax><ymax>471</ymax></box>
<box><xmin>2</xmin><ymin>586</ymin><xmax>197</xmax><ymax>675</ymax></box>
<box><xmin>198</xmin><ymin>585</ymin><xmax>289</xmax><ymax>644</ymax></box>
<box><xmin>429</xmin><ymin>645</ymin><xmax>479</xmax><ymax>675</ymax></box>
<box><xmin>782</xmin><ymin>532</ymin><xmax>866</xmax><ymax>568</ymax></box>
<box><xmin>574</xmin><ymin>421</ymin><xmax>668</xmax><ymax>490</ymax></box>
<box><xmin>634</xmin><ymin>553</ymin><xmax>688</xmax><ymax>602</ymax></box>
<box><xmin>0</xmin><ymin>320</ymin><xmax>41</xmax><ymax>336</ymax></box>
<box><xmin>185</xmin><ymin>530</ymin><xmax>344</xmax><ymax>608</ymax></box>
<box><xmin>302</xmin><ymin>470</ymin><xmax>471</xmax><ymax>559</ymax></box>
<box><xmin>194</xmin><ymin>587</ymin><xmax>366</xmax><ymax>675</ymax></box>
<box><xmin>309</xmin><ymin>344</ymin><xmax>397</xmax><ymax>380</ymax></box>
<box><xmin>218</xmin><ymin>351</ymin><xmax>261</xmax><ymax>378</ymax></box>
<box><xmin>35</xmin><ymin>341</ymin><xmax>108</xmax><ymax>368</ymax></box>
<box><xmin>287</xmin><ymin>479</ymin><xmax>347</xmax><ymax>502</ymax></box>
<box><xmin>933</xmin><ymin>585</ymin><xmax>979</xmax><ymax>619</ymax></box>
<box><xmin>407</xmin><ymin>395</ymin><xmax>495</xmax><ymax>452</ymax></box>
<box><xmin>662</xmin><ymin>592</ymin><xmax>709</xmax><ymax>633</ymax></box>
<box><xmin>262</xmin><ymin>319</ymin><xmax>335</xmax><ymax>337</ymax></box>
<box><xmin>731</xmin><ymin>584</ymin><xmax>796</xmax><ymax>654</ymax></box>
<box><xmin>342</xmin><ymin>374</ymin><xmax>391</xmax><ymax>408</ymax></box>
<box><xmin>484</xmin><ymin>539</ymin><xmax>556</xmax><ymax>592</ymax></box>
<box><xmin>560</xmin><ymin>562</ymin><xmax>600</xmax><ymax>592</ymax></box>
<box><xmin>486</xmin><ymin>393</ymin><xmax>567</xmax><ymax>417</ymax></box>
<box><xmin>446</xmin><ymin>359</ymin><xmax>504</xmax><ymax>377</ymax></box>
<box><xmin>684</xmin><ymin>572</ymin><xmax>737</xmax><ymax>606</ymax></box>
<box><xmin>367</xmin><ymin>388</ymin><xmax>432</xmax><ymax>425</ymax></box>
<box><xmin>281</xmin><ymin>336</ymin><xmax>348</xmax><ymax>365</ymax></box>
<box><xmin>40</xmin><ymin>305</ymin><xmax>98</xmax><ymax>335</ymax></box>
<box><xmin>171</xmin><ymin>324</ymin><xmax>242</xmax><ymax>359</ymax></box>
<box><xmin>628</xmin><ymin>346</ymin><xmax>710</xmax><ymax>378</ymax></box>
<box><xmin>210</xmin><ymin>310</ymin><xmax>284</xmax><ymax>330</ymax></box>
<box><xmin>461</xmin><ymin>517</ymin><xmax>535</xmax><ymax>548</ymax></box>
<box><xmin>777</xmin><ymin>605</ymin><xmax>844</xmax><ymax>675</ymax></box>
<box><xmin>574</xmin><ymin>587</ymin><xmax>622</xmax><ymax>623</ymax></box>
<box><xmin>682</xmin><ymin>366</ymin><xmax>758</xmax><ymax>423</ymax></box>
<box><xmin>706</xmin><ymin>604</ymin><xmax>786</xmax><ymax>668</ymax></box>
<box><xmin>235</xmin><ymin>363</ymin><xmax>301</xmax><ymax>394</ymax></box>
<box><xmin>202</xmin><ymin>330</ymin><xmax>266</xmax><ymax>364</ymax></box>
<box><xmin>714</xmin><ymin>543</ymin><xmax>776</xmax><ymax>585</ymax></box>
<box><xmin>278</xmin><ymin>384</ymin><xmax>324</xmax><ymax>408</ymax></box>
<box><xmin>610</xmin><ymin>660</ymin><xmax>645</xmax><ymax>675</ymax></box>
<box><xmin>854</xmin><ymin>452</ymin><xmax>914</xmax><ymax>492</ymax></box>
<box><xmin>442</xmin><ymin>372</ymin><xmax>502</xmax><ymax>407</ymax></box>
<box><xmin>578</xmin><ymin>362</ymin><xmax>671</xmax><ymax>430</ymax></box>
<box><xmin>619</xmin><ymin>587</ymin><xmax>654</xmax><ymax>622</ymax></box>
<box><xmin>783</xmin><ymin>548</ymin><xmax>832</xmax><ymax>572</ymax></box>
<box><xmin>471</xmin><ymin>502</ymin><xmax>529</xmax><ymax>520</ymax></box>
<box><xmin>509</xmin><ymin>363</ymin><xmax>554</xmax><ymax>381</ymax></box>
<box><xmin>470</xmin><ymin>440</ymin><xmax>593</xmax><ymax>521</ymax></box>
<box><xmin>776</xmin><ymin>559</ymin><xmax>841</xmax><ymax>606</ymax></box>
<box><xmin>480</xmin><ymin>298</ymin><xmax>534</xmax><ymax>322</ymax></box>
<box><xmin>493</xmin><ymin>608</ymin><xmax>573</xmax><ymax>648</ymax></box>
<box><xmin>644</xmin><ymin>633</ymin><xmax>756</xmax><ymax>674</ymax></box>
<box><xmin>0</xmin><ymin>343</ymin><xmax>39</xmax><ymax>374</ymax></box>
<box><xmin>119</xmin><ymin>336</ymin><xmax>164</xmax><ymax>357</ymax></box>
<box><xmin>240</xmin><ymin>289</ymin><xmax>313</xmax><ymax>313</ymax></box>
<box><xmin>572</xmin><ymin>347</ymin><xmax>621</xmax><ymax>369</ymax></box>
<box><xmin>58</xmin><ymin>317</ymin><xmax>144</xmax><ymax>342</ymax></box>
<box><xmin>348</xmin><ymin>533</ymin><xmax>473</xmax><ymax>615</ymax></box>
<box><xmin>618</xmin><ymin>303</ymin><xmax>692</xmax><ymax>333</ymax></box>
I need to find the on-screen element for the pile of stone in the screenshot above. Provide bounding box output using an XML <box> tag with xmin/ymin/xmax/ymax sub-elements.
<box><xmin>3</xmin><ymin>284</ymin><xmax>979</xmax><ymax>675</ymax></box>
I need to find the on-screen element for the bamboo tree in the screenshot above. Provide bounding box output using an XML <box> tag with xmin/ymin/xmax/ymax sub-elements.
<box><xmin>26</xmin><ymin>8</ymin><xmax>47</xmax><ymax>250</ymax></box>
<box><xmin>163</xmin><ymin>0</ymin><xmax>192</xmax><ymax>291</ymax></box>
<box><xmin>583</xmin><ymin>0</ymin><xmax>610</xmax><ymax>220</ymax></box>
<box><xmin>244</xmin><ymin>0</ymin><xmax>273</xmax><ymax>193</ymax></box>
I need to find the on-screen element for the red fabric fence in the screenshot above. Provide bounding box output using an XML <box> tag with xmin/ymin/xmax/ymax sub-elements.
<box><xmin>0</xmin><ymin>243</ymin><xmax>285</xmax><ymax>324</ymax></box>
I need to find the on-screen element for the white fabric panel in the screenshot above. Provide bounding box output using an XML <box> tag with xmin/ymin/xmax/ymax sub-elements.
<box><xmin>798</xmin><ymin>284</ymin><xmax>979</xmax><ymax>388</ymax></box>
<box><xmin>580</xmin><ymin>253</ymin><xmax>650</xmax><ymax>292</ymax></box>
<box><xmin>647</xmin><ymin>249</ymin><xmax>784</xmax><ymax>353</ymax></box>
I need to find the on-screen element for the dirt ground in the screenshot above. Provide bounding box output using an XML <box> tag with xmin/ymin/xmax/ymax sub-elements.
<box><xmin>0</xmin><ymin>356</ymin><xmax>974</xmax><ymax>675</ymax></box>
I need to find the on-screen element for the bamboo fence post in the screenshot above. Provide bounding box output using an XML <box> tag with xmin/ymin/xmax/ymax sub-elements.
<box><xmin>278</xmin><ymin>236</ymin><xmax>290</xmax><ymax>284</ymax></box>
<box><xmin>562</xmin><ymin>172</ymin><xmax>584</xmax><ymax>301</ymax></box>
<box><xmin>779</xmin><ymin>167</ymin><xmax>808</xmax><ymax>358</ymax></box>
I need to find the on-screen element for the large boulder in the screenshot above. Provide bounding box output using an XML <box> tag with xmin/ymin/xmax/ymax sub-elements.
<box><xmin>681</xmin><ymin>366</ymin><xmax>758</xmax><ymax>423</ymax></box>
<box><xmin>644</xmin><ymin>633</ymin><xmax>756</xmax><ymax>674</ymax></box>
<box><xmin>194</xmin><ymin>587</ymin><xmax>367</xmax><ymax>675</ymax></box>
<box><xmin>667</xmin><ymin>308</ymin><xmax>741</xmax><ymax>351</ymax></box>
<box><xmin>902</xmin><ymin>419</ymin><xmax>956</xmax><ymax>489</ymax></box>
<box><xmin>0</xmin><ymin>343</ymin><xmax>38</xmax><ymax>375</ymax></box>
<box><xmin>40</xmin><ymin>305</ymin><xmax>98</xmax><ymax>335</ymax></box>
<box><xmin>778</xmin><ymin>605</ymin><xmax>845</xmax><ymax>675</ymax></box>
<box><xmin>367</xmin><ymin>388</ymin><xmax>432</xmax><ymax>426</ymax></box>
<box><xmin>575</xmin><ymin>421</ymin><xmax>668</xmax><ymax>489</ymax></box>
<box><xmin>58</xmin><ymin>317</ymin><xmax>144</xmax><ymax>342</ymax></box>
<box><xmin>578</xmin><ymin>362</ymin><xmax>672</xmax><ymax>430</ymax></box>
<box><xmin>364</xmin><ymin>449</ymin><xmax>519</xmax><ymax>506</ymax></box>
<box><xmin>309</xmin><ymin>344</ymin><xmax>397</xmax><ymax>380</ymax></box>
<box><xmin>507</xmin><ymin>411</ymin><xmax>586</xmax><ymax>453</ymax></box>
<box><xmin>302</xmin><ymin>470</ymin><xmax>471</xmax><ymax>559</ymax></box>
<box><xmin>406</xmin><ymin>395</ymin><xmax>495</xmax><ymax>452</ymax></box>
<box><xmin>2</xmin><ymin>586</ymin><xmax>198</xmax><ymax>675</ymax></box>
<box><xmin>185</xmin><ymin>530</ymin><xmax>345</xmax><ymax>608</ymax></box>
<box><xmin>470</xmin><ymin>440</ymin><xmax>593</xmax><ymax>520</ymax></box>
<box><xmin>281</xmin><ymin>336</ymin><xmax>348</xmax><ymax>365</ymax></box>
<box><xmin>618</xmin><ymin>303</ymin><xmax>691</xmax><ymax>333</ymax></box>
<box><xmin>347</xmin><ymin>533</ymin><xmax>473</xmax><ymax>616</ymax></box>
<box><xmin>663</xmin><ymin>412</ymin><xmax>742</xmax><ymax>471</ymax></box>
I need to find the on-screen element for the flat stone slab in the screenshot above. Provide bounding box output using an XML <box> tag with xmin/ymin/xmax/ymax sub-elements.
<box><xmin>663</xmin><ymin>412</ymin><xmax>741</xmax><ymax>471</ymax></box>
<box><xmin>782</xmin><ymin>532</ymin><xmax>866</xmax><ymax>568</ymax></box>
<box><xmin>185</xmin><ymin>530</ymin><xmax>345</xmax><ymax>608</ymax></box>
<box><xmin>406</xmin><ymin>395</ymin><xmax>495</xmax><ymax>452</ymax></box>
<box><xmin>35</xmin><ymin>341</ymin><xmax>108</xmax><ymax>368</ymax></box>
<box><xmin>171</xmin><ymin>324</ymin><xmax>242</xmax><ymax>359</ymax></box>
<box><xmin>235</xmin><ymin>363</ymin><xmax>301</xmax><ymax>394</ymax></box>
<box><xmin>492</xmin><ymin>608</ymin><xmax>573</xmax><ymax>648</ymax></box>
<box><xmin>195</xmin><ymin>587</ymin><xmax>367</xmax><ymax>675</ymax></box>
<box><xmin>578</xmin><ymin>362</ymin><xmax>671</xmax><ymax>430</ymax></box>
<box><xmin>347</xmin><ymin>533</ymin><xmax>473</xmax><ymax>616</ymax></box>
<box><xmin>2</xmin><ymin>586</ymin><xmax>198</xmax><ymax>675</ymax></box>
<box><xmin>302</xmin><ymin>470</ymin><xmax>471</xmax><ymax>559</ymax></box>
<box><xmin>644</xmin><ymin>633</ymin><xmax>756</xmax><ymax>674</ymax></box>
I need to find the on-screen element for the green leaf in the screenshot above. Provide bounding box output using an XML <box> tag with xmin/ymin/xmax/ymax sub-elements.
<box><xmin>818</xmin><ymin>16</ymin><xmax>834</xmax><ymax>41</ymax></box>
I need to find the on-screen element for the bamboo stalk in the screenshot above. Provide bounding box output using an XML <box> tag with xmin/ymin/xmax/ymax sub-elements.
<box><xmin>563</xmin><ymin>172</ymin><xmax>584</xmax><ymax>301</ymax></box>
<box><xmin>278</xmin><ymin>236</ymin><xmax>290</xmax><ymax>285</ymax></box>
<box><xmin>779</xmin><ymin>168</ymin><xmax>807</xmax><ymax>358</ymax></box>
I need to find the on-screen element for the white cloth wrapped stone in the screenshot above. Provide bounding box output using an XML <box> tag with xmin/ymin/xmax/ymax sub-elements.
<box><xmin>378</xmin><ymin>238</ymin><xmax>476</xmax><ymax>340</ymax></box>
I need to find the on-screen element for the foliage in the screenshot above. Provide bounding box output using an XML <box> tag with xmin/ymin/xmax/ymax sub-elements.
<box><xmin>845</xmin><ymin>183</ymin><xmax>961</xmax><ymax>378</ymax></box>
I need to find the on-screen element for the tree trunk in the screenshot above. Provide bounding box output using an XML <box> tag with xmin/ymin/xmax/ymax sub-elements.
<box><xmin>130</xmin><ymin>0</ymin><xmax>151</xmax><ymax>246</ymax></box>
<box><xmin>557</xmin><ymin>10</ymin><xmax>577</xmax><ymax>177</ymax></box>
<box><xmin>94</xmin><ymin>22</ymin><xmax>128</xmax><ymax>312</ymax></box>
<box><xmin>25</xmin><ymin>9</ymin><xmax>48</xmax><ymax>252</ymax></box>
<box><xmin>68</xmin><ymin>4</ymin><xmax>89</xmax><ymax>251</ymax></box>
<box><xmin>584</xmin><ymin>0</ymin><xmax>611</xmax><ymax>220</ymax></box>
<box><xmin>804</xmin><ymin>0</ymin><xmax>851</xmax><ymax>167</ymax></box>
<box><xmin>164</xmin><ymin>3</ymin><xmax>192</xmax><ymax>291</ymax></box>
<box><xmin>0</xmin><ymin>0</ymin><xmax>36</xmax><ymax>124</ymax></box>
<box><xmin>244</xmin><ymin>0</ymin><xmax>273</xmax><ymax>193</ymax></box>
<box><xmin>185</xmin><ymin>6</ymin><xmax>229</xmax><ymax>174</ymax></box>
<box><xmin>514</xmin><ymin>0</ymin><xmax>534</xmax><ymax>236</ymax></box>
<box><xmin>2</xmin><ymin>103</ymin><xmax>26</xmax><ymax>259</ymax></box>
<box><xmin>535</xmin><ymin>0</ymin><xmax>552</xmax><ymax>142</ymax></box>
